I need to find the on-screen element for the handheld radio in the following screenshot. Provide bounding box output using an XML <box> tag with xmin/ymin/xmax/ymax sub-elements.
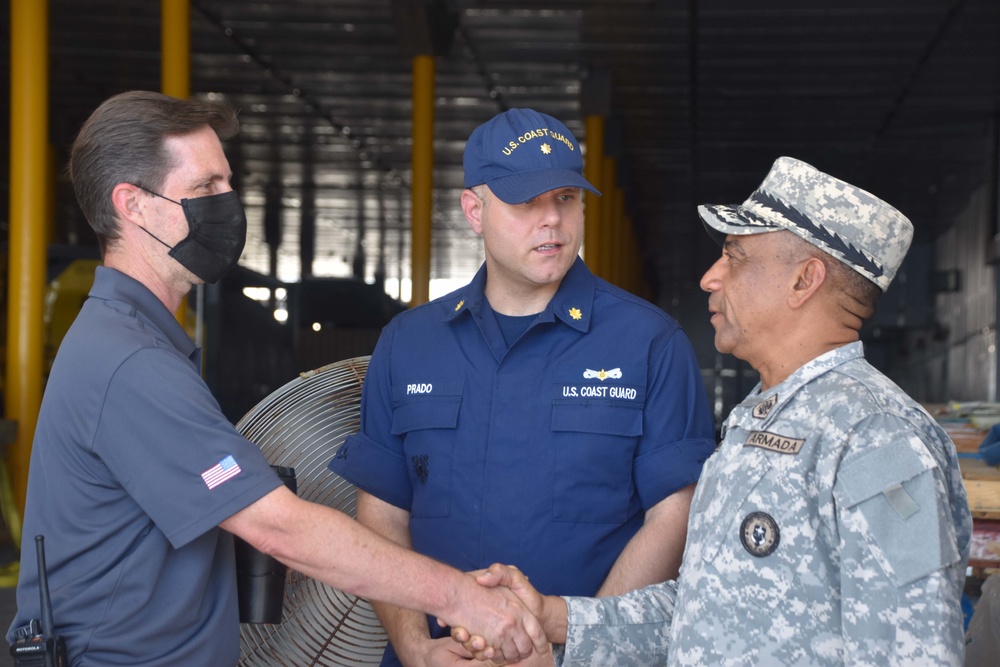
<box><xmin>9</xmin><ymin>536</ymin><xmax>68</xmax><ymax>667</ymax></box>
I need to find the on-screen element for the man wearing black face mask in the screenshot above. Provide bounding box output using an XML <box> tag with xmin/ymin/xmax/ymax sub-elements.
<box><xmin>7</xmin><ymin>91</ymin><xmax>547</xmax><ymax>666</ymax></box>
<box><xmin>127</xmin><ymin>183</ymin><xmax>247</xmax><ymax>285</ymax></box>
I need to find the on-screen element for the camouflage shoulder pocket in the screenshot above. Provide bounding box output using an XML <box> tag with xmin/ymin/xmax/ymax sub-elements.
<box><xmin>835</xmin><ymin>440</ymin><xmax>960</xmax><ymax>586</ymax></box>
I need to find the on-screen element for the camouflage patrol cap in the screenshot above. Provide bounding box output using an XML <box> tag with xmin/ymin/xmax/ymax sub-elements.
<box><xmin>698</xmin><ymin>156</ymin><xmax>913</xmax><ymax>291</ymax></box>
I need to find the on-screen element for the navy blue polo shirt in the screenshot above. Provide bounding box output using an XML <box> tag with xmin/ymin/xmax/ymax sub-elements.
<box><xmin>7</xmin><ymin>267</ymin><xmax>281</xmax><ymax>666</ymax></box>
<box><xmin>331</xmin><ymin>257</ymin><xmax>715</xmax><ymax>664</ymax></box>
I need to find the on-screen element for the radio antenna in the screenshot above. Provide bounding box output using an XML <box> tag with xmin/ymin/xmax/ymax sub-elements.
<box><xmin>36</xmin><ymin>536</ymin><xmax>55</xmax><ymax>641</ymax></box>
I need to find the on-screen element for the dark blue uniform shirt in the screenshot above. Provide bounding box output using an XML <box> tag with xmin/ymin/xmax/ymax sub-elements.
<box><xmin>331</xmin><ymin>258</ymin><xmax>715</xmax><ymax>666</ymax></box>
<box><xmin>7</xmin><ymin>267</ymin><xmax>281</xmax><ymax>666</ymax></box>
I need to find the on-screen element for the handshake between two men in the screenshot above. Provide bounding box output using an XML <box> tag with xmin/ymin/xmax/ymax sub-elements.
<box><xmin>447</xmin><ymin>565</ymin><xmax>563</xmax><ymax>667</ymax></box>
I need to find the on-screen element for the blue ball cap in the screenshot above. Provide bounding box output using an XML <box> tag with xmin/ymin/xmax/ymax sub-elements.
<box><xmin>463</xmin><ymin>108</ymin><xmax>601</xmax><ymax>204</ymax></box>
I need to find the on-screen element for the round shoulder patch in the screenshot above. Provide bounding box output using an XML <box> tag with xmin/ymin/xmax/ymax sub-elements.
<box><xmin>740</xmin><ymin>511</ymin><xmax>780</xmax><ymax>557</ymax></box>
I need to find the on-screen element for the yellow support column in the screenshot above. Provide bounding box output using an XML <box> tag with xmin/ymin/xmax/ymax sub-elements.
<box><xmin>410</xmin><ymin>54</ymin><xmax>434</xmax><ymax>307</ymax></box>
<box><xmin>583</xmin><ymin>115</ymin><xmax>604</xmax><ymax>270</ymax></box>
<box><xmin>623</xmin><ymin>217</ymin><xmax>638</xmax><ymax>294</ymax></box>
<box><xmin>611</xmin><ymin>187</ymin><xmax>625</xmax><ymax>287</ymax></box>
<box><xmin>599</xmin><ymin>156</ymin><xmax>617</xmax><ymax>282</ymax></box>
<box><xmin>7</xmin><ymin>0</ymin><xmax>49</xmax><ymax>518</ymax></box>
<box><xmin>161</xmin><ymin>0</ymin><xmax>190</xmax><ymax>99</ymax></box>
<box><xmin>162</xmin><ymin>0</ymin><xmax>190</xmax><ymax>328</ymax></box>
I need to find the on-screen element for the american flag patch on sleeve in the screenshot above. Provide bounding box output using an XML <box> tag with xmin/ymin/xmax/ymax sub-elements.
<box><xmin>201</xmin><ymin>455</ymin><xmax>242</xmax><ymax>490</ymax></box>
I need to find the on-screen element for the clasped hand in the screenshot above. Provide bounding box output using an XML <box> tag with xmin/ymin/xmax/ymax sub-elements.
<box><xmin>442</xmin><ymin>564</ymin><xmax>556</xmax><ymax>667</ymax></box>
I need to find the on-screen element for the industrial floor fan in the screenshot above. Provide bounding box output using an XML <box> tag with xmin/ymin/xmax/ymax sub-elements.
<box><xmin>235</xmin><ymin>356</ymin><xmax>388</xmax><ymax>666</ymax></box>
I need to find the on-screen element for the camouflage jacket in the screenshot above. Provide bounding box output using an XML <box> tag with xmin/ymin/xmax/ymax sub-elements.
<box><xmin>559</xmin><ymin>342</ymin><xmax>971</xmax><ymax>666</ymax></box>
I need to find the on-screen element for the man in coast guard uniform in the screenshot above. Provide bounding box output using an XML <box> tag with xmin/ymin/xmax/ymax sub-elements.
<box><xmin>460</xmin><ymin>157</ymin><xmax>972</xmax><ymax>666</ymax></box>
<box><xmin>330</xmin><ymin>108</ymin><xmax>716</xmax><ymax>666</ymax></box>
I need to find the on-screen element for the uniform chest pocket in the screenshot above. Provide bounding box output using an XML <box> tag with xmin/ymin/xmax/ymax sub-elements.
<box><xmin>391</xmin><ymin>389</ymin><xmax>462</xmax><ymax>518</ymax></box>
<box><xmin>550</xmin><ymin>399</ymin><xmax>642</xmax><ymax>523</ymax></box>
<box><xmin>696</xmin><ymin>454</ymin><xmax>795</xmax><ymax>612</ymax></box>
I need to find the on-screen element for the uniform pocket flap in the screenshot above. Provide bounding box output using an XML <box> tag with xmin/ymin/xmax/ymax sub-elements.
<box><xmin>836</xmin><ymin>441</ymin><xmax>933</xmax><ymax>508</ymax></box>
<box><xmin>391</xmin><ymin>396</ymin><xmax>461</xmax><ymax>435</ymax></box>
<box><xmin>836</xmin><ymin>440</ymin><xmax>959</xmax><ymax>586</ymax></box>
<box><xmin>551</xmin><ymin>400</ymin><xmax>643</xmax><ymax>437</ymax></box>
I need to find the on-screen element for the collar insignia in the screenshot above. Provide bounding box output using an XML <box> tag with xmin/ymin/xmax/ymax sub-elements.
<box><xmin>753</xmin><ymin>393</ymin><xmax>777</xmax><ymax>419</ymax></box>
<box><xmin>568</xmin><ymin>307</ymin><xmax>582</xmax><ymax>320</ymax></box>
<box><xmin>583</xmin><ymin>368</ymin><xmax>622</xmax><ymax>381</ymax></box>
<box><xmin>455</xmin><ymin>300</ymin><xmax>464</xmax><ymax>311</ymax></box>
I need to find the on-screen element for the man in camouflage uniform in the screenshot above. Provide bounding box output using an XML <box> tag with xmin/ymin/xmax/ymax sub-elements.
<box><xmin>460</xmin><ymin>156</ymin><xmax>972</xmax><ymax>666</ymax></box>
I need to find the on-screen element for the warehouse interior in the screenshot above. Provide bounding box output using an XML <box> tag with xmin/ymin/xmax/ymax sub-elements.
<box><xmin>0</xmin><ymin>0</ymin><xmax>996</xmax><ymax>417</ymax></box>
<box><xmin>1</xmin><ymin>0</ymin><xmax>1000</xmax><ymax>663</ymax></box>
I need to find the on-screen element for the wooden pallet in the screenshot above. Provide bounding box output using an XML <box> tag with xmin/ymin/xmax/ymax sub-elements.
<box><xmin>963</xmin><ymin>460</ymin><xmax>1000</xmax><ymax>520</ymax></box>
<box><xmin>942</xmin><ymin>424</ymin><xmax>1000</xmax><ymax>567</ymax></box>
<box><xmin>959</xmin><ymin>448</ymin><xmax>1000</xmax><ymax>567</ymax></box>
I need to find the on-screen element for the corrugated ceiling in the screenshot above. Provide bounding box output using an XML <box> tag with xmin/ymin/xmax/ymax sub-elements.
<box><xmin>1</xmin><ymin>0</ymin><xmax>998</xmax><ymax>307</ymax></box>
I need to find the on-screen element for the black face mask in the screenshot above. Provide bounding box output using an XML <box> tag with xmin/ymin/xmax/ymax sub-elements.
<box><xmin>133</xmin><ymin>186</ymin><xmax>247</xmax><ymax>284</ymax></box>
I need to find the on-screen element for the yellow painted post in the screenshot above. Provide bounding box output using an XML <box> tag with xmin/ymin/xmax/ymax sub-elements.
<box><xmin>410</xmin><ymin>54</ymin><xmax>435</xmax><ymax>307</ymax></box>
<box><xmin>161</xmin><ymin>0</ymin><xmax>191</xmax><ymax>100</ymax></box>
<box><xmin>162</xmin><ymin>0</ymin><xmax>190</xmax><ymax>327</ymax></box>
<box><xmin>599</xmin><ymin>156</ymin><xmax>617</xmax><ymax>282</ymax></box>
<box><xmin>613</xmin><ymin>187</ymin><xmax>626</xmax><ymax>286</ymax></box>
<box><xmin>623</xmin><ymin>216</ymin><xmax>637</xmax><ymax>294</ymax></box>
<box><xmin>583</xmin><ymin>115</ymin><xmax>604</xmax><ymax>270</ymax></box>
<box><xmin>7</xmin><ymin>0</ymin><xmax>49</xmax><ymax>517</ymax></box>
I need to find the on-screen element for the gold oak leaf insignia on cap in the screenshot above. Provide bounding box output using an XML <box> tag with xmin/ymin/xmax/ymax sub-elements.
<box><xmin>541</xmin><ymin>143</ymin><xmax>552</xmax><ymax>155</ymax></box>
<box><xmin>569</xmin><ymin>307</ymin><xmax>582</xmax><ymax>320</ymax></box>
<box><xmin>455</xmin><ymin>300</ymin><xmax>464</xmax><ymax>311</ymax></box>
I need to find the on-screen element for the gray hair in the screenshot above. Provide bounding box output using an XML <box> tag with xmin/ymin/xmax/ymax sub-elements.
<box><xmin>779</xmin><ymin>230</ymin><xmax>881</xmax><ymax>321</ymax></box>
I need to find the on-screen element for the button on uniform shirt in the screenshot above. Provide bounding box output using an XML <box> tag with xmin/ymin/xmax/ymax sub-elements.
<box><xmin>331</xmin><ymin>257</ymin><xmax>716</xmax><ymax>667</ymax></box>
<box><xmin>559</xmin><ymin>342</ymin><xmax>971</xmax><ymax>667</ymax></box>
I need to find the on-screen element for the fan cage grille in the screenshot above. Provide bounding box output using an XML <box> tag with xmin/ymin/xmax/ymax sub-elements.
<box><xmin>236</xmin><ymin>356</ymin><xmax>389</xmax><ymax>666</ymax></box>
